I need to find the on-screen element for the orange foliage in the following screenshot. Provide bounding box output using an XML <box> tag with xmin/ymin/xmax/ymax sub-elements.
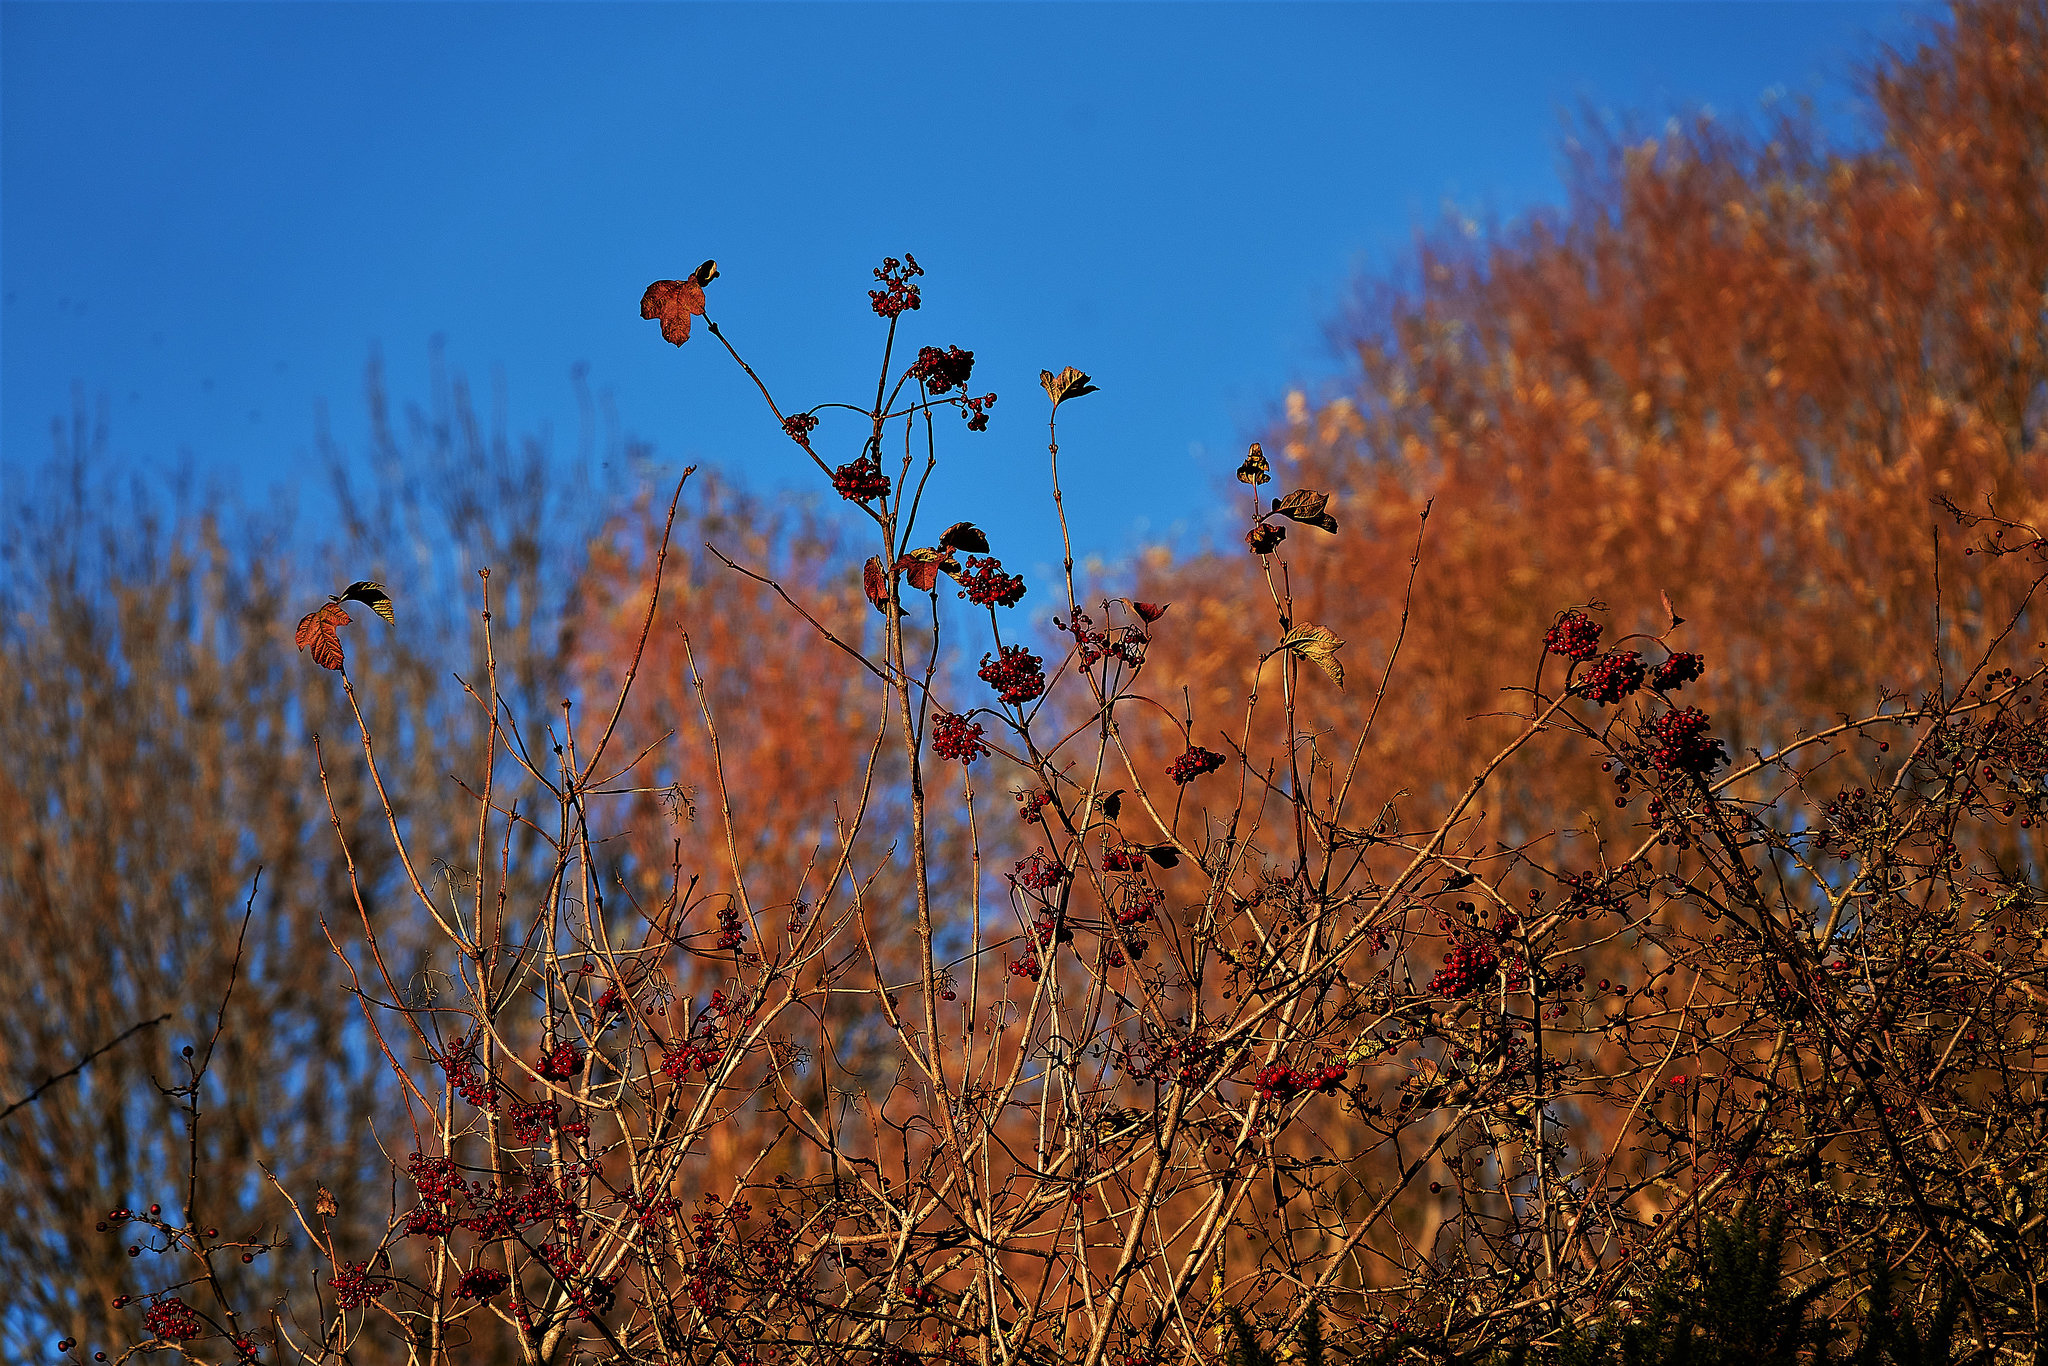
<box><xmin>1140</xmin><ymin>1</ymin><xmax>2048</xmax><ymax>843</ymax></box>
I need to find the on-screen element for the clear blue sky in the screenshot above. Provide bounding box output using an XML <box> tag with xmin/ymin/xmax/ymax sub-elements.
<box><xmin>4</xmin><ymin>1</ymin><xmax>1934</xmax><ymax>585</ymax></box>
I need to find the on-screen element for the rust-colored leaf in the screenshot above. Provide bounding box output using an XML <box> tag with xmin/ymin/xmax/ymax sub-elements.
<box><xmin>640</xmin><ymin>278</ymin><xmax>707</xmax><ymax>346</ymax></box>
<box><xmin>1132</xmin><ymin>601</ymin><xmax>1169</xmax><ymax>623</ymax></box>
<box><xmin>1237</xmin><ymin>443</ymin><xmax>1271</xmax><ymax>485</ymax></box>
<box><xmin>1271</xmin><ymin>489</ymin><xmax>1338</xmax><ymax>533</ymax></box>
<box><xmin>896</xmin><ymin>548</ymin><xmax>956</xmax><ymax>594</ymax></box>
<box><xmin>862</xmin><ymin>556</ymin><xmax>889</xmax><ymax>611</ymax></box>
<box><xmin>939</xmin><ymin>521</ymin><xmax>990</xmax><ymax>554</ymax></box>
<box><xmin>295</xmin><ymin>601</ymin><xmax>351</xmax><ymax>672</ymax></box>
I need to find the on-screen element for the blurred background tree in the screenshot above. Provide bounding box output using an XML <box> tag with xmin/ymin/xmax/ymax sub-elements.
<box><xmin>1136</xmin><ymin>0</ymin><xmax>2046</xmax><ymax>845</ymax></box>
<box><xmin>0</xmin><ymin>360</ymin><xmax>614</xmax><ymax>1361</ymax></box>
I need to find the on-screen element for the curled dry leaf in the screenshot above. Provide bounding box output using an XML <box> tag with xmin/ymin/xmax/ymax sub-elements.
<box><xmin>1278</xmin><ymin>622</ymin><xmax>1345</xmax><ymax>687</ymax></box>
<box><xmin>640</xmin><ymin>277</ymin><xmax>709</xmax><ymax>346</ymax></box>
<box><xmin>690</xmin><ymin>259</ymin><xmax>719</xmax><ymax>286</ymax></box>
<box><xmin>1131</xmin><ymin>601</ymin><xmax>1169</xmax><ymax>624</ymax></box>
<box><xmin>1039</xmin><ymin>366</ymin><xmax>1099</xmax><ymax>405</ymax></box>
<box><xmin>1144</xmin><ymin>845</ymin><xmax>1180</xmax><ymax>869</ymax></box>
<box><xmin>862</xmin><ymin>556</ymin><xmax>889</xmax><ymax>611</ymax></box>
<box><xmin>939</xmin><ymin>521</ymin><xmax>990</xmax><ymax>554</ymax></box>
<box><xmin>295</xmin><ymin>601</ymin><xmax>352</xmax><ymax>672</ymax></box>
<box><xmin>339</xmin><ymin>580</ymin><xmax>394</xmax><ymax>624</ymax></box>
<box><xmin>1237</xmin><ymin>443</ymin><xmax>1271</xmax><ymax>485</ymax></box>
<box><xmin>1270</xmin><ymin>488</ymin><xmax>1338</xmax><ymax>533</ymax></box>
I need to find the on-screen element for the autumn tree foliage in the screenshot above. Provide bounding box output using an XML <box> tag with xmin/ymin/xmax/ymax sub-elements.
<box><xmin>1139</xmin><ymin>1</ymin><xmax>2048</xmax><ymax>833</ymax></box>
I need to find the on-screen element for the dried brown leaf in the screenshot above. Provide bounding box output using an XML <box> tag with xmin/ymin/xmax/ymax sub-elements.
<box><xmin>939</xmin><ymin>521</ymin><xmax>990</xmax><ymax>554</ymax></box>
<box><xmin>1271</xmin><ymin>488</ymin><xmax>1338</xmax><ymax>533</ymax></box>
<box><xmin>1039</xmin><ymin>366</ymin><xmax>1099</xmax><ymax>405</ymax></box>
<box><xmin>1278</xmin><ymin>622</ymin><xmax>1345</xmax><ymax>687</ymax></box>
<box><xmin>640</xmin><ymin>278</ymin><xmax>708</xmax><ymax>346</ymax></box>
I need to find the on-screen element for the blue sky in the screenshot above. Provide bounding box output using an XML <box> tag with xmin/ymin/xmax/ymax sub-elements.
<box><xmin>4</xmin><ymin>1</ymin><xmax>1934</xmax><ymax>586</ymax></box>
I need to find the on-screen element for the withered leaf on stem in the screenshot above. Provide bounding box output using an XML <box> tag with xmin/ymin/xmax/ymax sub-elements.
<box><xmin>939</xmin><ymin>521</ymin><xmax>990</xmax><ymax>554</ymax></box>
<box><xmin>895</xmin><ymin>548</ymin><xmax>958</xmax><ymax>594</ymax></box>
<box><xmin>640</xmin><ymin>277</ymin><xmax>709</xmax><ymax>346</ymax></box>
<box><xmin>862</xmin><ymin>556</ymin><xmax>889</xmax><ymax>611</ymax></box>
<box><xmin>1144</xmin><ymin>845</ymin><xmax>1180</xmax><ymax>869</ymax></box>
<box><xmin>1039</xmin><ymin>366</ymin><xmax>1099</xmax><ymax>405</ymax></box>
<box><xmin>1278</xmin><ymin>622</ymin><xmax>1345</xmax><ymax>687</ymax></box>
<box><xmin>338</xmin><ymin>580</ymin><xmax>394</xmax><ymax>624</ymax></box>
<box><xmin>1132</xmin><ymin>601</ymin><xmax>1170</xmax><ymax>624</ymax></box>
<box><xmin>1237</xmin><ymin>443</ymin><xmax>1271</xmax><ymax>485</ymax></box>
<box><xmin>294</xmin><ymin>602</ymin><xmax>352</xmax><ymax>672</ymax></box>
<box><xmin>1270</xmin><ymin>489</ymin><xmax>1338</xmax><ymax>533</ymax></box>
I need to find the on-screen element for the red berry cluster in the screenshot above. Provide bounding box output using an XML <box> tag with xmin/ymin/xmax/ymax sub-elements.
<box><xmin>1101</xmin><ymin>841</ymin><xmax>1146</xmax><ymax>872</ymax></box>
<box><xmin>433</xmin><ymin>1030</ymin><xmax>497</xmax><ymax>1113</ymax></box>
<box><xmin>1010</xmin><ymin>849</ymin><xmax>1069</xmax><ymax>892</ymax></box>
<box><xmin>831</xmin><ymin>456</ymin><xmax>891</xmax><ymax>503</ymax></box>
<box><xmin>661</xmin><ymin>1040</ymin><xmax>721</xmax><ymax>1079</ymax></box>
<box><xmin>1009</xmin><ymin>952</ymin><xmax>1043</xmax><ymax>982</ymax></box>
<box><xmin>1254</xmin><ymin>1061</ymin><xmax>1347</xmax><ymax>1101</ymax></box>
<box><xmin>979</xmin><ymin>645</ymin><xmax>1046</xmax><ymax>705</ymax></box>
<box><xmin>1650</xmin><ymin>651</ymin><xmax>1706</xmax><ymax>691</ymax></box>
<box><xmin>962</xmin><ymin>393</ymin><xmax>996</xmax><ymax>431</ymax></box>
<box><xmin>957</xmin><ymin>556</ymin><xmax>1026</xmax><ymax>608</ymax></box>
<box><xmin>1560</xmin><ymin>868</ymin><xmax>1631</xmax><ymax>919</ymax></box>
<box><xmin>782</xmin><ymin>412</ymin><xmax>819</xmax><ymax>442</ymax></box>
<box><xmin>715</xmin><ymin>903</ymin><xmax>746</xmax><ymax>951</ymax></box>
<box><xmin>1167</xmin><ymin>745</ymin><xmax>1227</xmax><ymax>785</ymax></box>
<box><xmin>1112</xmin><ymin>883</ymin><xmax>1163</xmax><ymax>927</ymax></box>
<box><xmin>456</xmin><ymin>1266</ymin><xmax>509</xmax><ymax>1299</ymax></box>
<box><xmin>1648</xmin><ymin>706</ymin><xmax>1727</xmax><ymax>777</ymax></box>
<box><xmin>1014</xmin><ymin>787</ymin><xmax>1051</xmax><ymax>823</ymax></box>
<box><xmin>331</xmin><ymin>1261</ymin><xmax>387</xmax><ymax>1310</ymax></box>
<box><xmin>509</xmin><ymin>1099</ymin><xmax>560</xmax><ymax>1145</ymax></box>
<box><xmin>1544</xmin><ymin>609</ymin><xmax>1603</xmax><ymax>660</ymax></box>
<box><xmin>142</xmin><ymin>1296</ymin><xmax>203</xmax><ymax>1342</ymax></box>
<box><xmin>1057</xmin><ymin>610</ymin><xmax>1148</xmax><ymax>669</ymax></box>
<box><xmin>908</xmin><ymin>344</ymin><xmax>975</xmax><ymax>393</ymax></box>
<box><xmin>537</xmin><ymin>1042</ymin><xmax>581</xmax><ymax>1081</ymax></box>
<box><xmin>408</xmin><ymin>1151</ymin><xmax>465</xmax><ymax>1204</ymax></box>
<box><xmin>869</xmin><ymin>254</ymin><xmax>923</xmax><ymax>318</ymax></box>
<box><xmin>1030</xmin><ymin>912</ymin><xmax>1073</xmax><ymax>949</ymax></box>
<box><xmin>1577</xmin><ymin>649</ymin><xmax>1646</xmax><ymax>705</ymax></box>
<box><xmin>931</xmin><ymin>712</ymin><xmax>989</xmax><ymax>764</ymax></box>
<box><xmin>1818</xmin><ymin>786</ymin><xmax>1887</xmax><ymax>850</ymax></box>
<box><xmin>1430</xmin><ymin>940</ymin><xmax>1500</xmax><ymax>999</ymax></box>
<box><xmin>1246</xmin><ymin>522</ymin><xmax>1285</xmax><ymax>555</ymax></box>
